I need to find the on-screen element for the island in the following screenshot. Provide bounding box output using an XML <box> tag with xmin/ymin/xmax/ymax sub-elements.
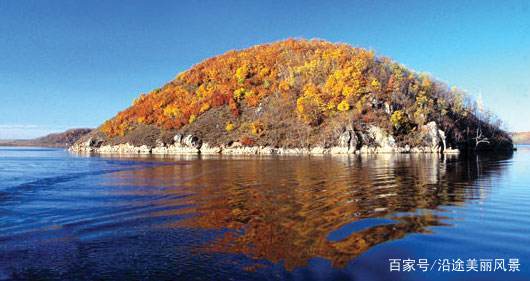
<box><xmin>70</xmin><ymin>39</ymin><xmax>513</xmax><ymax>155</ymax></box>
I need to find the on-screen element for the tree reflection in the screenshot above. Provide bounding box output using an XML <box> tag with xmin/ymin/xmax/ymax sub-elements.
<box><xmin>103</xmin><ymin>152</ymin><xmax>512</xmax><ymax>270</ymax></box>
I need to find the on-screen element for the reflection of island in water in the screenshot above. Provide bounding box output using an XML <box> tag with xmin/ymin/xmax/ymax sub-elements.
<box><xmin>103</xmin><ymin>152</ymin><xmax>512</xmax><ymax>270</ymax></box>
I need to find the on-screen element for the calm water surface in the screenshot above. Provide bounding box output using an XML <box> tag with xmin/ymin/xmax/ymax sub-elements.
<box><xmin>0</xmin><ymin>146</ymin><xmax>529</xmax><ymax>280</ymax></box>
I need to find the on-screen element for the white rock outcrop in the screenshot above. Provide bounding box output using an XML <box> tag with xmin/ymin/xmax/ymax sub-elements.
<box><xmin>70</xmin><ymin>123</ymin><xmax>459</xmax><ymax>156</ymax></box>
<box><xmin>420</xmin><ymin>121</ymin><xmax>446</xmax><ymax>153</ymax></box>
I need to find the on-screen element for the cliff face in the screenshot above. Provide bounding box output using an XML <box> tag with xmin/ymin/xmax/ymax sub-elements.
<box><xmin>71</xmin><ymin>39</ymin><xmax>512</xmax><ymax>155</ymax></box>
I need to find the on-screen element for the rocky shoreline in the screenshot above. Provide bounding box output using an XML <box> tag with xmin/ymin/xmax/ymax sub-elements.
<box><xmin>69</xmin><ymin>142</ymin><xmax>460</xmax><ymax>155</ymax></box>
<box><xmin>70</xmin><ymin>122</ymin><xmax>460</xmax><ymax>155</ymax></box>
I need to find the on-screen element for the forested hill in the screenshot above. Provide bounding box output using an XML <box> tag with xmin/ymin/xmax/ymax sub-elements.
<box><xmin>74</xmin><ymin>39</ymin><xmax>512</xmax><ymax>153</ymax></box>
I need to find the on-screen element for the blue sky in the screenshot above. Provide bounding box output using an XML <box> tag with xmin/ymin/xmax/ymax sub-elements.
<box><xmin>1</xmin><ymin>0</ymin><xmax>529</xmax><ymax>139</ymax></box>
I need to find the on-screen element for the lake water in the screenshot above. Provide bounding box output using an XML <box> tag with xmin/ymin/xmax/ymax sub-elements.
<box><xmin>0</xmin><ymin>146</ymin><xmax>529</xmax><ymax>280</ymax></box>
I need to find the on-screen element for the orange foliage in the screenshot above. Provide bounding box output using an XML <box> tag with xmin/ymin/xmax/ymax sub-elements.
<box><xmin>99</xmin><ymin>39</ymin><xmax>456</xmax><ymax>137</ymax></box>
<box><xmin>241</xmin><ymin>136</ymin><xmax>255</xmax><ymax>146</ymax></box>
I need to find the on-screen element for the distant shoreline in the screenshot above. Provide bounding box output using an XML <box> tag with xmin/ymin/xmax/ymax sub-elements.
<box><xmin>0</xmin><ymin>128</ymin><xmax>92</xmax><ymax>148</ymax></box>
<box><xmin>0</xmin><ymin>141</ymin><xmax>66</xmax><ymax>148</ymax></box>
<box><xmin>511</xmin><ymin>132</ymin><xmax>530</xmax><ymax>145</ymax></box>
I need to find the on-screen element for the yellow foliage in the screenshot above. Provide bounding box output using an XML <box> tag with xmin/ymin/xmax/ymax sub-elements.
<box><xmin>296</xmin><ymin>83</ymin><xmax>326</xmax><ymax>123</ymax></box>
<box><xmin>370</xmin><ymin>79</ymin><xmax>381</xmax><ymax>91</ymax></box>
<box><xmin>324</xmin><ymin>66</ymin><xmax>363</xmax><ymax>98</ymax></box>
<box><xmin>355</xmin><ymin>96</ymin><xmax>368</xmax><ymax>113</ymax></box>
<box><xmin>233</xmin><ymin>88</ymin><xmax>246</xmax><ymax>100</ymax></box>
<box><xmin>296</xmin><ymin>97</ymin><xmax>306</xmax><ymax>114</ymax></box>
<box><xmin>244</xmin><ymin>89</ymin><xmax>255</xmax><ymax>98</ymax></box>
<box><xmin>235</xmin><ymin>65</ymin><xmax>249</xmax><ymax>84</ymax></box>
<box><xmin>297</xmin><ymin>98</ymin><xmax>320</xmax><ymax>123</ymax></box>
<box><xmin>294</xmin><ymin>59</ymin><xmax>319</xmax><ymax>76</ymax></box>
<box><xmin>390</xmin><ymin>110</ymin><xmax>405</xmax><ymax>128</ymax></box>
<box><xmin>189</xmin><ymin>114</ymin><xmax>196</xmax><ymax>124</ymax></box>
<box><xmin>342</xmin><ymin>85</ymin><xmax>354</xmax><ymax>97</ymax></box>
<box><xmin>258</xmin><ymin>67</ymin><xmax>270</xmax><ymax>78</ymax></box>
<box><xmin>279</xmin><ymin>80</ymin><xmax>291</xmax><ymax>92</ymax></box>
<box><xmin>322</xmin><ymin>48</ymin><xmax>345</xmax><ymax>61</ymax></box>
<box><xmin>353</xmin><ymin>57</ymin><xmax>368</xmax><ymax>71</ymax></box>
<box><xmin>250</xmin><ymin>121</ymin><xmax>263</xmax><ymax>135</ymax></box>
<box><xmin>303</xmin><ymin>83</ymin><xmax>320</xmax><ymax>100</ymax></box>
<box><xmin>163</xmin><ymin>104</ymin><xmax>180</xmax><ymax>118</ymax></box>
<box><xmin>196</xmin><ymin>83</ymin><xmax>214</xmax><ymax>99</ymax></box>
<box><xmin>337</xmin><ymin>100</ymin><xmax>350</xmax><ymax>111</ymax></box>
<box><xmin>199</xmin><ymin>103</ymin><xmax>210</xmax><ymax>113</ymax></box>
<box><xmin>225</xmin><ymin>122</ymin><xmax>235</xmax><ymax>132</ymax></box>
<box><xmin>416</xmin><ymin>94</ymin><xmax>429</xmax><ymax>107</ymax></box>
<box><xmin>326</xmin><ymin>101</ymin><xmax>336</xmax><ymax>110</ymax></box>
